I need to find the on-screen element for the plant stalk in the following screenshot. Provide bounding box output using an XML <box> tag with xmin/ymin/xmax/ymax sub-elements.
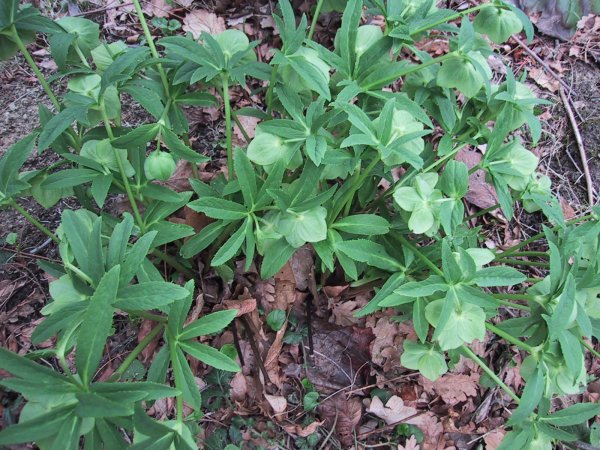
<box><xmin>266</xmin><ymin>65</ymin><xmax>279</xmax><ymax>117</ymax></box>
<box><xmin>221</xmin><ymin>76</ymin><xmax>234</xmax><ymax>179</ymax></box>
<box><xmin>461</xmin><ymin>345</ymin><xmax>520</xmax><ymax>403</ymax></box>
<box><xmin>131</xmin><ymin>0</ymin><xmax>170</xmax><ymax>95</ymax></box>
<box><xmin>9</xmin><ymin>199</ymin><xmax>59</xmax><ymax>243</ymax></box>
<box><xmin>395</xmin><ymin>234</ymin><xmax>444</xmax><ymax>277</ymax></box>
<box><xmin>167</xmin><ymin>332</ymin><xmax>184</xmax><ymax>424</ymax></box>
<box><xmin>100</xmin><ymin>99</ymin><xmax>146</xmax><ymax>232</ymax></box>
<box><xmin>486</xmin><ymin>323</ymin><xmax>536</xmax><ymax>353</ymax></box>
<box><xmin>308</xmin><ymin>0</ymin><xmax>325</xmax><ymax>41</ymax></box>
<box><xmin>152</xmin><ymin>248</ymin><xmax>195</xmax><ymax>279</ymax></box>
<box><xmin>411</xmin><ymin>4</ymin><xmax>488</xmax><ymax>36</ymax></box>
<box><xmin>12</xmin><ymin>25</ymin><xmax>61</xmax><ymax>111</ymax></box>
<box><xmin>111</xmin><ymin>324</ymin><xmax>164</xmax><ymax>380</ymax></box>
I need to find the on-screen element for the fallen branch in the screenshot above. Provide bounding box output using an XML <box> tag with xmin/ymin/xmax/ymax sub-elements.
<box><xmin>559</xmin><ymin>86</ymin><xmax>596</xmax><ymax>206</ymax></box>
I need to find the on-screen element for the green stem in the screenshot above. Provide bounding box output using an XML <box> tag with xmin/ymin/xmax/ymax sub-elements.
<box><xmin>464</xmin><ymin>203</ymin><xmax>501</xmax><ymax>222</ymax></box>
<box><xmin>492</xmin><ymin>293</ymin><xmax>538</xmax><ymax>301</ymax></box>
<box><xmin>486</xmin><ymin>323</ymin><xmax>536</xmax><ymax>353</ymax></box>
<box><xmin>330</xmin><ymin>157</ymin><xmax>379</xmax><ymax>222</ymax></box>
<box><xmin>100</xmin><ymin>99</ymin><xmax>146</xmax><ymax>232</ymax></box>
<box><xmin>65</xmin><ymin>262</ymin><xmax>96</xmax><ymax>287</ymax></box>
<box><xmin>411</xmin><ymin>4</ymin><xmax>488</xmax><ymax>35</ymax></box>
<box><xmin>500</xmin><ymin>214</ymin><xmax>596</xmax><ymax>257</ymax></box>
<box><xmin>461</xmin><ymin>345</ymin><xmax>520</xmax><ymax>403</ymax></box>
<box><xmin>493</xmin><ymin>298</ymin><xmax>531</xmax><ymax>312</ymax></box>
<box><xmin>363</xmin><ymin>52</ymin><xmax>456</xmax><ymax>91</ymax></box>
<box><xmin>221</xmin><ymin>76</ymin><xmax>234</xmax><ymax>179</ymax></box>
<box><xmin>111</xmin><ymin>324</ymin><xmax>164</xmax><ymax>380</ymax></box>
<box><xmin>308</xmin><ymin>0</ymin><xmax>325</xmax><ymax>41</ymax></box>
<box><xmin>74</xmin><ymin>44</ymin><xmax>91</xmax><ymax>68</ymax></box>
<box><xmin>266</xmin><ymin>65</ymin><xmax>279</xmax><ymax>117</ymax></box>
<box><xmin>231</xmin><ymin>110</ymin><xmax>251</xmax><ymax>143</ymax></box>
<box><xmin>496</xmin><ymin>258</ymin><xmax>549</xmax><ymax>268</ymax></box>
<box><xmin>395</xmin><ymin>234</ymin><xmax>443</xmax><ymax>277</ymax></box>
<box><xmin>580</xmin><ymin>338</ymin><xmax>600</xmax><ymax>359</ymax></box>
<box><xmin>131</xmin><ymin>0</ymin><xmax>170</xmax><ymax>95</ymax></box>
<box><xmin>498</xmin><ymin>251</ymin><xmax>548</xmax><ymax>258</ymax></box>
<box><xmin>125</xmin><ymin>310</ymin><xmax>168</xmax><ymax>323</ymax></box>
<box><xmin>167</xmin><ymin>331</ymin><xmax>184</xmax><ymax>424</ymax></box>
<box><xmin>152</xmin><ymin>248</ymin><xmax>195</xmax><ymax>279</ymax></box>
<box><xmin>9</xmin><ymin>199</ymin><xmax>59</xmax><ymax>243</ymax></box>
<box><xmin>12</xmin><ymin>25</ymin><xmax>60</xmax><ymax>111</ymax></box>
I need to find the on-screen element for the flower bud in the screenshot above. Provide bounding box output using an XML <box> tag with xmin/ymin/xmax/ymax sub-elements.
<box><xmin>144</xmin><ymin>150</ymin><xmax>176</xmax><ymax>181</ymax></box>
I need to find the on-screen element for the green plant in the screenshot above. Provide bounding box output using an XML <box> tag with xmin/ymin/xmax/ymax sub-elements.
<box><xmin>0</xmin><ymin>0</ymin><xmax>599</xmax><ymax>448</ymax></box>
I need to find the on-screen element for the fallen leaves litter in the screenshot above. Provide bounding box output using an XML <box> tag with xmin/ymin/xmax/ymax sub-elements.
<box><xmin>367</xmin><ymin>395</ymin><xmax>417</xmax><ymax>425</ymax></box>
<box><xmin>182</xmin><ymin>10</ymin><xmax>226</xmax><ymax>39</ymax></box>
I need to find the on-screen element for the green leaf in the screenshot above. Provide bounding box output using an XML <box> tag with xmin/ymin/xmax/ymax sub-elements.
<box><xmin>188</xmin><ymin>197</ymin><xmax>248</xmax><ymax>220</ymax></box>
<box><xmin>107</xmin><ymin>214</ymin><xmax>134</xmax><ymax>269</ymax></box>
<box><xmin>0</xmin><ymin>405</ymin><xmax>76</xmax><ymax>446</ymax></box>
<box><xmin>357</xmin><ymin>272</ymin><xmax>405</xmax><ymax>317</ymax></box>
<box><xmin>437</xmin><ymin>56</ymin><xmax>483</xmax><ymax>98</ymax></box>
<box><xmin>332</xmin><ymin>214</ymin><xmax>390</xmax><ymax>235</ymax></box>
<box><xmin>0</xmin><ymin>134</ymin><xmax>36</xmax><ymax>197</ymax></box>
<box><xmin>394</xmin><ymin>275</ymin><xmax>448</xmax><ymax>297</ymax></box>
<box><xmin>211</xmin><ymin>218</ymin><xmax>249</xmax><ymax>266</ymax></box>
<box><xmin>473</xmin><ymin>266</ymin><xmax>526</xmax><ymax>287</ymax></box>
<box><xmin>285</xmin><ymin>54</ymin><xmax>331</xmax><ymax>99</ymax></box>
<box><xmin>76</xmin><ymin>265</ymin><xmax>120</xmax><ymax>385</ymax></box>
<box><xmin>277</xmin><ymin>206</ymin><xmax>328</xmax><ymax>248</ymax></box>
<box><xmin>400</xmin><ymin>340</ymin><xmax>448</xmax><ymax>381</ymax></box>
<box><xmin>260</xmin><ymin>238</ymin><xmax>296</xmax><ymax>279</ymax></box>
<box><xmin>114</xmin><ymin>282</ymin><xmax>190</xmax><ymax>310</ymax></box>
<box><xmin>335</xmin><ymin>239</ymin><xmax>403</xmax><ymax>272</ymax></box>
<box><xmin>38</xmin><ymin>106</ymin><xmax>88</xmax><ymax>151</ymax></box>
<box><xmin>303</xmin><ymin>391</ymin><xmax>319</xmax><ymax>411</ymax></box>
<box><xmin>42</xmin><ymin>168</ymin><xmax>100</xmax><ymax>189</ymax></box>
<box><xmin>111</xmin><ymin>123</ymin><xmax>160</xmax><ymax>149</ymax></box>
<box><xmin>167</xmin><ymin>280</ymin><xmax>195</xmax><ymax>337</ymax></box>
<box><xmin>171</xmin><ymin>346</ymin><xmax>202</xmax><ymax>411</ymax></box>
<box><xmin>161</xmin><ymin>126</ymin><xmax>208</xmax><ymax>163</ymax></box>
<box><xmin>179</xmin><ymin>309</ymin><xmax>238</xmax><ymax>340</ymax></box>
<box><xmin>234</xmin><ymin>149</ymin><xmax>257</xmax><ymax>206</ymax></box>
<box><xmin>119</xmin><ymin>231</ymin><xmax>157</xmax><ymax>286</ymax></box>
<box><xmin>413</xmin><ymin>298</ymin><xmax>429</xmax><ymax>343</ymax></box>
<box><xmin>267</xmin><ymin>309</ymin><xmax>286</xmax><ymax>331</ymax></box>
<box><xmin>0</xmin><ymin>347</ymin><xmax>72</xmax><ymax>385</ymax></box>
<box><xmin>75</xmin><ymin>392</ymin><xmax>133</xmax><ymax>417</ymax></box>
<box><xmin>509</xmin><ymin>367</ymin><xmax>543</xmax><ymax>424</ymax></box>
<box><xmin>180</xmin><ymin>221</ymin><xmax>229</xmax><ymax>258</ymax></box>
<box><xmin>474</xmin><ymin>6</ymin><xmax>523</xmax><ymax>44</ymax></box>
<box><xmin>179</xmin><ymin>341</ymin><xmax>240</xmax><ymax>372</ymax></box>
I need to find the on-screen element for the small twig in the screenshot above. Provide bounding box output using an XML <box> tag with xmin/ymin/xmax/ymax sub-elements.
<box><xmin>28</xmin><ymin>237</ymin><xmax>53</xmax><ymax>255</ymax></box>
<box><xmin>240</xmin><ymin>316</ymin><xmax>270</xmax><ymax>383</ymax></box>
<box><xmin>318</xmin><ymin>410</ymin><xmax>338</xmax><ymax>450</ymax></box>
<box><xmin>305</xmin><ymin>291</ymin><xmax>314</xmax><ymax>356</ymax></box>
<box><xmin>559</xmin><ymin>86</ymin><xmax>596</xmax><ymax>206</ymax></box>
<box><xmin>231</xmin><ymin>319</ymin><xmax>245</xmax><ymax>367</ymax></box>
<box><xmin>511</xmin><ymin>35</ymin><xmax>571</xmax><ymax>93</ymax></box>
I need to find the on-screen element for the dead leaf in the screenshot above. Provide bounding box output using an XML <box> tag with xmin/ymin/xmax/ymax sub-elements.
<box><xmin>529</xmin><ymin>67</ymin><xmax>559</xmax><ymax>92</ymax></box>
<box><xmin>150</xmin><ymin>0</ymin><xmax>171</xmax><ymax>18</ymax></box>
<box><xmin>559</xmin><ymin>196</ymin><xmax>576</xmax><ymax>220</ymax></box>
<box><xmin>367</xmin><ymin>396</ymin><xmax>417</xmax><ymax>425</ymax></box>
<box><xmin>264</xmin><ymin>321</ymin><xmax>287</xmax><ymax>386</ymax></box>
<box><xmin>282</xmin><ymin>420</ymin><xmax>323</xmax><ymax>437</ymax></box>
<box><xmin>233</xmin><ymin>115</ymin><xmax>259</xmax><ymax>145</ymax></box>
<box><xmin>182</xmin><ymin>10</ymin><xmax>226</xmax><ymax>39</ymax></box>
<box><xmin>223</xmin><ymin>298</ymin><xmax>257</xmax><ymax>316</ymax></box>
<box><xmin>370</xmin><ymin>317</ymin><xmax>401</xmax><ymax>367</ymax></box>
<box><xmin>265</xmin><ymin>394</ymin><xmax>287</xmax><ymax>415</ymax></box>
<box><xmin>456</xmin><ymin>148</ymin><xmax>504</xmax><ymax>220</ymax></box>
<box><xmin>318</xmin><ymin>395</ymin><xmax>362</xmax><ymax>447</ymax></box>
<box><xmin>230</xmin><ymin>372</ymin><xmax>248</xmax><ymax>402</ymax></box>
<box><xmin>408</xmin><ymin>412</ymin><xmax>444</xmax><ymax>450</ymax></box>
<box><xmin>399</xmin><ymin>435</ymin><xmax>420</xmax><ymax>450</ymax></box>
<box><xmin>429</xmin><ymin>374</ymin><xmax>480</xmax><ymax>406</ymax></box>
<box><xmin>484</xmin><ymin>429</ymin><xmax>505</xmax><ymax>449</ymax></box>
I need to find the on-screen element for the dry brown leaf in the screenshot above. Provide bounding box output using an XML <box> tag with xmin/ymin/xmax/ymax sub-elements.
<box><xmin>150</xmin><ymin>0</ymin><xmax>171</xmax><ymax>18</ymax></box>
<box><xmin>182</xmin><ymin>10</ymin><xmax>226</xmax><ymax>39</ymax></box>
<box><xmin>529</xmin><ymin>67</ymin><xmax>560</xmax><ymax>92</ymax></box>
<box><xmin>330</xmin><ymin>300</ymin><xmax>361</xmax><ymax>326</ymax></box>
<box><xmin>431</xmin><ymin>374</ymin><xmax>479</xmax><ymax>406</ymax></box>
<box><xmin>282</xmin><ymin>420</ymin><xmax>323</xmax><ymax>437</ymax></box>
<box><xmin>399</xmin><ymin>435</ymin><xmax>420</xmax><ymax>450</ymax></box>
<box><xmin>289</xmin><ymin>246</ymin><xmax>313</xmax><ymax>291</ymax></box>
<box><xmin>264</xmin><ymin>321</ymin><xmax>287</xmax><ymax>386</ymax></box>
<box><xmin>230</xmin><ymin>372</ymin><xmax>248</xmax><ymax>402</ymax></box>
<box><xmin>223</xmin><ymin>298</ymin><xmax>257</xmax><ymax>316</ymax></box>
<box><xmin>233</xmin><ymin>115</ymin><xmax>259</xmax><ymax>145</ymax></box>
<box><xmin>456</xmin><ymin>148</ymin><xmax>504</xmax><ymax>220</ymax></box>
<box><xmin>484</xmin><ymin>429</ymin><xmax>505</xmax><ymax>449</ymax></box>
<box><xmin>370</xmin><ymin>317</ymin><xmax>401</xmax><ymax>366</ymax></box>
<box><xmin>367</xmin><ymin>396</ymin><xmax>418</xmax><ymax>425</ymax></box>
<box><xmin>318</xmin><ymin>395</ymin><xmax>362</xmax><ymax>447</ymax></box>
<box><xmin>265</xmin><ymin>394</ymin><xmax>287</xmax><ymax>415</ymax></box>
<box><xmin>408</xmin><ymin>412</ymin><xmax>444</xmax><ymax>450</ymax></box>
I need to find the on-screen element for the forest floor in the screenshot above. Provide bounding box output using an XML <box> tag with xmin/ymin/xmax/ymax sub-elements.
<box><xmin>0</xmin><ymin>1</ymin><xmax>599</xmax><ymax>449</ymax></box>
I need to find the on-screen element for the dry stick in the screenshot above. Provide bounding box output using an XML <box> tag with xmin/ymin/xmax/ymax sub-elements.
<box><xmin>559</xmin><ymin>86</ymin><xmax>596</xmax><ymax>206</ymax></box>
<box><xmin>240</xmin><ymin>315</ymin><xmax>270</xmax><ymax>383</ymax></box>
<box><xmin>231</xmin><ymin>319</ymin><xmax>245</xmax><ymax>366</ymax></box>
<box><xmin>511</xmin><ymin>35</ymin><xmax>572</xmax><ymax>93</ymax></box>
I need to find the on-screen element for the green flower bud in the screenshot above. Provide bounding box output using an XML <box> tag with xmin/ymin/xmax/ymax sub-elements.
<box><xmin>144</xmin><ymin>151</ymin><xmax>176</xmax><ymax>181</ymax></box>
